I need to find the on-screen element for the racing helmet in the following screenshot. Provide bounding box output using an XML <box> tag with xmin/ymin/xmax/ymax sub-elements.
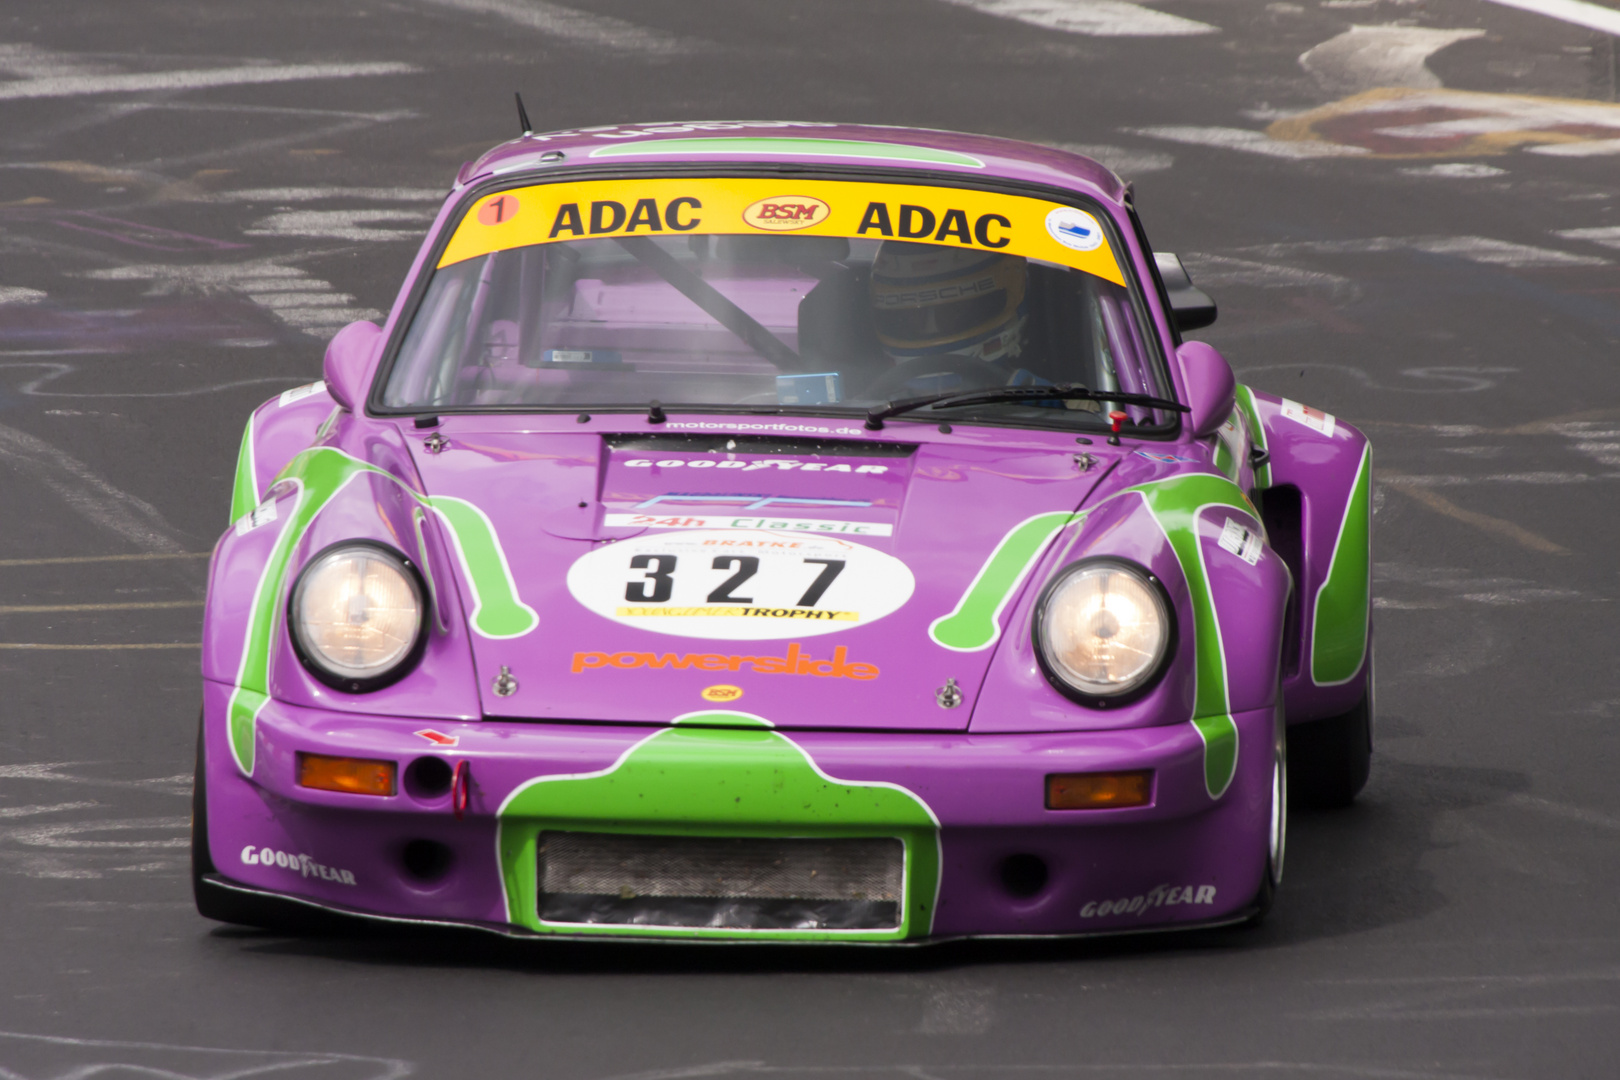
<box><xmin>869</xmin><ymin>242</ymin><xmax>1028</xmax><ymax>363</ymax></box>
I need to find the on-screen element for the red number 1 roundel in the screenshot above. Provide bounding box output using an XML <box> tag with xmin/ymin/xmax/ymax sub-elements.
<box><xmin>478</xmin><ymin>194</ymin><xmax>519</xmax><ymax>226</ymax></box>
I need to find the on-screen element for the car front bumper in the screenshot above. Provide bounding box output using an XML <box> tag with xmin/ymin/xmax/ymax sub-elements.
<box><xmin>200</xmin><ymin>679</ymin><xmax>1277</xmax><ymax>941</ymax></box>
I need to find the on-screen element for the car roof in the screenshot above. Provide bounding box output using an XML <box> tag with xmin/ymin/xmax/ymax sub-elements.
<box><xmin>461</xmin><ymin>121</ymin><xmax>1127</xmax><ymax>205</ymax></box>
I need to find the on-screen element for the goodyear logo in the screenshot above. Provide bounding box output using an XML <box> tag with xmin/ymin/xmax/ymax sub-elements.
<box><xmin>743</xmin><ymin>195</ymin><xmax>829</xmax><ymax>231</ymax></box>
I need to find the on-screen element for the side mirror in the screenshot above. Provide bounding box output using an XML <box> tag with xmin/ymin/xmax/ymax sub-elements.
<box><xmin>1154</xmin><ymin>252</ymin><xmax>1217</xmax><ymax>332</ymax></box>
<box><xmin>1175</xmin><ymin>340</ymin><xmax>1236</xmax><ymax>439</ymax></box>
<box><xmin>321</xmin><ymin>321</ymin><xmax>385</xmax><ymax>412</ymax></box>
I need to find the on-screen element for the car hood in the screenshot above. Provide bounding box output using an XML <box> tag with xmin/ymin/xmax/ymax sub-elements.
<box><xmin>408</xmin><ymin>426</ymin><xmax>1115</xmax><ymax>730</ymax></box>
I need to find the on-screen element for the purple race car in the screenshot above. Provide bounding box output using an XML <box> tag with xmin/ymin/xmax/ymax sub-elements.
<box><xmin>193</xmin><ymin>121</ymin><xmax>1373</xmax><ymax>942</ymax></box>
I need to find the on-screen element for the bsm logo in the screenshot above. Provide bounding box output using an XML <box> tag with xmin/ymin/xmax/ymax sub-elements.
<box><xmin>744</xmin><ymin>195</ymin><xmax>829</xmax><ymax>232</ymax></box>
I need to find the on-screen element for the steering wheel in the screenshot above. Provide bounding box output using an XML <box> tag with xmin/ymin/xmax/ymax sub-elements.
<box><xmin>859</xmin><ymin>355</ymin><xmax>1008</xmax><ymax>401</ymax></box>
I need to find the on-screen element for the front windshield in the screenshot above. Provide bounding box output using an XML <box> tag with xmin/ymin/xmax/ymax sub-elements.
<box><xmin>381</xmin><ymin>177</ymin><xmax>1172</xmax><ymax>431</ymax></box>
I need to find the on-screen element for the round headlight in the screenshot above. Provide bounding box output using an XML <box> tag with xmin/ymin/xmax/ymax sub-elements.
<box><xmin>290</xmin><ymin>543</ymin><xmax>425</xmax><ymax>690</ymax></box>
<box><xmin>1035</xmin><ymin>560</ymin><xmax>1172</xmax><ymax>701</ymax></box>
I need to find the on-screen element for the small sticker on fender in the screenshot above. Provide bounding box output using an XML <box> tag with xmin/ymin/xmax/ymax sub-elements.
<box><xmin>279</xmin><ymin>380</ymin><xmax>327</xmax><ymax>407</ymax></box>
<box><xmin>1218</xmin><ymin>517</ymin><xmax>1263</xmax><ymax>565</ymax></box>
<box><xmin>1279</xmin><ymin>398</ymin><xmax>1335</xmax><ymax>438</ymax></box>
<box><xmin>234</xmin><ymin>500</ymin><xmax>278</xmax><ymax>536</ymax></box>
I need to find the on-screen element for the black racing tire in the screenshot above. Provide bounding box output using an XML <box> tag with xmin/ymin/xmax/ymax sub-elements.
<box><xmin>1287</xmin><ymin>663</ymin><xmax>1373</xmax><ymax>810</ymax></box>
<box><xmin>1242</xmin><ymin>699</ymin><xmax>1287</xmax><ymax>928</ymax></box>
<box><xmin>192</xmin><ymin>712</ymin><xmax>324</xmax><ymax>932</ymax></box>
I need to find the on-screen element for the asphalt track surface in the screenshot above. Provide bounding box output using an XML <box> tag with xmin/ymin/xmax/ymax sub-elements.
<box><xmin>2</xmin><ymin>1</ymin><xmax>1619</xmax><ymax>1078</ymax></box>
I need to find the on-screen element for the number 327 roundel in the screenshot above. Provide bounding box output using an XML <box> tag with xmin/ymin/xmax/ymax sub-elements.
<box><xmin>565</xmin><ymin>530</ymin><xmax>916</xmax><ymax>641</ymax></box>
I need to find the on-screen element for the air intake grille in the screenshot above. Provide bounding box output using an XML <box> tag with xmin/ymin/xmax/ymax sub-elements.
<box><xmin>538</xmin><ymin>831</ymin><xmax>905</xmax><ymax>931</ymax></box>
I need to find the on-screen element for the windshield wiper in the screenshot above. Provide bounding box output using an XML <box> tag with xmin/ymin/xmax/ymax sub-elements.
<box><xmin>864</xmin><ymin>384</ymin><xmax>1189</xmax><ymax>430</ymax></box>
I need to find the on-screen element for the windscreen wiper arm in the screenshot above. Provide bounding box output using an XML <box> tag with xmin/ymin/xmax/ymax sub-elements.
<box><xmin>864</xmin><ymin>384</ymin><xmax>1188</xmax><ymax>430</ymax></box>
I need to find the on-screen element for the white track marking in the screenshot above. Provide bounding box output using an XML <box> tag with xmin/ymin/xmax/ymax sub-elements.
<box><xmin>0</xmin><ymin>424</ymin><xmax>186</xmax><ymax>552</ymax></box>
<box><xmin>1300</xmin><ymin>25</ymin><xmax>1485</xmax><ymax>94</ymax></box>
<box><xmin>0</xmin><ymin>286</ymin><xmax>47</xmax><ymax>305</ymax></box>
<box><xmin>0</xmin><ymin>1030</ymin><xmax>414</xmax><ymax>1080</ymax></box>
<box><xmin>1046</xmin><ymin>142</ymin><xmax>1174</xmax><ymax>174</ymax></box>
<box><xmin>1400</xmin><ymin>162</ymin><xmax>1507</xmax><ymax>178</ymax></box>
<box><xmin>415</xmin><ymin>0</ymin><xmax>693</xmax><ymax>52</ymax></box>
<box><xmin>0</xmin><ymin>42</ymin><xmax>116</xmax><ymax>80</ymax></box>
<box><xmin>1236</xmin><ymin>236</ymin><xmax>1605</xmax><ymax>268</ymax></box>
<box><xmin>1557</xmin><ymin>226</ymin><xmax>1620</xmax><ymax>249</ymax></box>
<box><xmin>1480</xmin><ymin>0</ymin><xmax>1620</xmax><ymax>36</ymax></box>
<box><xmin>82</xmin><ymin>259</ymin><xmax>384</xmax><ymax>336</ymax></box>
<box><xmin>215</xmin><ymin>186</ymin><xmax>443</xmax><ymax>203</ymax></box>
<box><xmin>5</xmin><ymin>816</ymin><xmax>188</xmax><ymax>849</ymax></box>
<box><xmin>244</xmin><ymin>208</ymin><xmax>435</xmax><ymax>243</ymax></box>
<box><xmin>0</xmin><ymin>61</ymin><xmax>419</xmax><ymax>101</ymax></box>
<box><xmin>1130</xmin><ymin>125</ymin><xmax>1370</xmax><ymax>157</ymax></box>
<box><xmin>1529</xmin><ymin>137</ymin><xmax>1620</xmax><ymax>156</ymax></box>
<box><xmin>940</xmin><ymin>0</ymin><xmax>1217</xmax><ymax>36</ymax></box>
<box><xmin>0</xmin><ymin>802</ymin><xmax>98</xmax><ymax>819</ymax></box>
<box><xmin>1179</xmin><ymin>253</ymin><xmax>1353</xmax><ymax>291</ymax></box>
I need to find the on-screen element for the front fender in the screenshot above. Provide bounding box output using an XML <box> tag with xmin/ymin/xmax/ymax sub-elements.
<box><xmin>970</xmin><ymin>467</ymin><xmax>1288</xmax><ymax>800</ymax></box>
<box><xmin>1235</xmin><ymin>386</ymin><xmax>1371</xmax><ymax>722</ymax></box>
<box><xmin>205</xmin><ymin>418</ymin><xmax>484</xmax><ymax>778</ymax></box>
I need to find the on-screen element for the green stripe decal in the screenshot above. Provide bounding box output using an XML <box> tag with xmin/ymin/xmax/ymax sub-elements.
<box><xmin>425</xmin><ymin>496</ymin><xmax>538</xmax><ymax>639</ymax></box>
<box><xmin>1193</xmin><ymin>714</ymin><xmax>1239</xmax><ymax>798</ymax></box>
<box><xmin>1233</xmin><ymin>385</ymin><xmax>1271</xmax><ymax>488</ymax></box>
<box><xmin>229</xmin><ymin>413</ymin><xmax>259</xmax><ymax>524</ymax></box>
<box><xmin>1125</xmin><ymin>474</ymin><xmax>1255</xmax><ymax>799</ymax></box>
<box><xmin>929</xmin><ymin>511</ymin><xmax>1077</xmax><ymax>651</ymax></box>
<box><xmin>1311</xmin><ymin>444</ymin><xmax>1372</xmax><ymax>685</ymax></box>
<box><xmin>224</xmin><ymin>447</ymin><xmax>534</xmax><ymax>775</ymax></box>
<box><xmin>589</xmin><ymin>138</ymin><xmax>985</xmax><ymax>168</ymax></box>
<box><xmin>227</xmin><ymin>449</ymin><xmax>369</xmax><ymax>774</ymax></box>
<box><xmin>496</xmin><ymin>715</ymin><xmax>941</xmax><ymax>940</ymax></box>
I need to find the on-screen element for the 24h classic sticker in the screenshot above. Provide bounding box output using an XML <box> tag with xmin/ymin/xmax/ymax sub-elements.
<box><xmin>566</xmin><ymin>529</ymin><xmax>914</xmax><ymax>640</ymax></box>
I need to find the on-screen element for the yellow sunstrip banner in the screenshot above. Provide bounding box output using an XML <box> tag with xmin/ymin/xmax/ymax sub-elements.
<box><xmin>437</xmin><ymin>178</ymin><xmax>1126</xmax><ymax>286</ymax></box>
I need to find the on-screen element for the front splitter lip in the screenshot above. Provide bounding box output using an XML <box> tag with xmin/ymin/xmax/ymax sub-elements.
<box><xmin>197</xmin><ymin>873</ymin><xmax>1259</xmax><ymax>946</ymax></box>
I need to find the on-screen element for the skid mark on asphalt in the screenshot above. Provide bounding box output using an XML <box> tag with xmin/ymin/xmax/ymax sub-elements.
<box><xmin>1381</xmin><ymin>482</ymin><xmax>1569</xmax><ymax>555</ymax></box>
<box><xmin>83</xmin><ymin>259</ymin><xmax>384</xmax><ymax>337</ymax></box>
<box><xmin>0</xmin><ymin>1030</ymin><xmax>413</xmax><ymax>1080</ymax></box>
<box><xmin>0</xmin><ymin>422</ymin><xmax>185</xmax><ymax>552</ymax></box>
<box><xmin>414</xmin><ymin>0</ymin><xmax>696</xmax><ymax>53</ymax></box>
<box><xmin>939</xmin><ymin>0</ymin><xmax>1216</xmax><ymax>37</ymax></box>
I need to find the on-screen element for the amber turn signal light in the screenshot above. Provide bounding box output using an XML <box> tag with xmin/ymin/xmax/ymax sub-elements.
<box><xmin>297</xmin><ymin>752</ymin><xmax>397</xmax><ymax>797</ymax></box>
<box><xmin>1046</xmin><ymin>770</ymin><xmax>1152</xmax><ymax>810</ymax></box>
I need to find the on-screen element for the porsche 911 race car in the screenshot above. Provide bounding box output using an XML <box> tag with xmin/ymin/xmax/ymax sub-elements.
<box><xmin>194</xmin><ymin>120</ymin><xmax>1372</xmax><ymax>942</ymax></box>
